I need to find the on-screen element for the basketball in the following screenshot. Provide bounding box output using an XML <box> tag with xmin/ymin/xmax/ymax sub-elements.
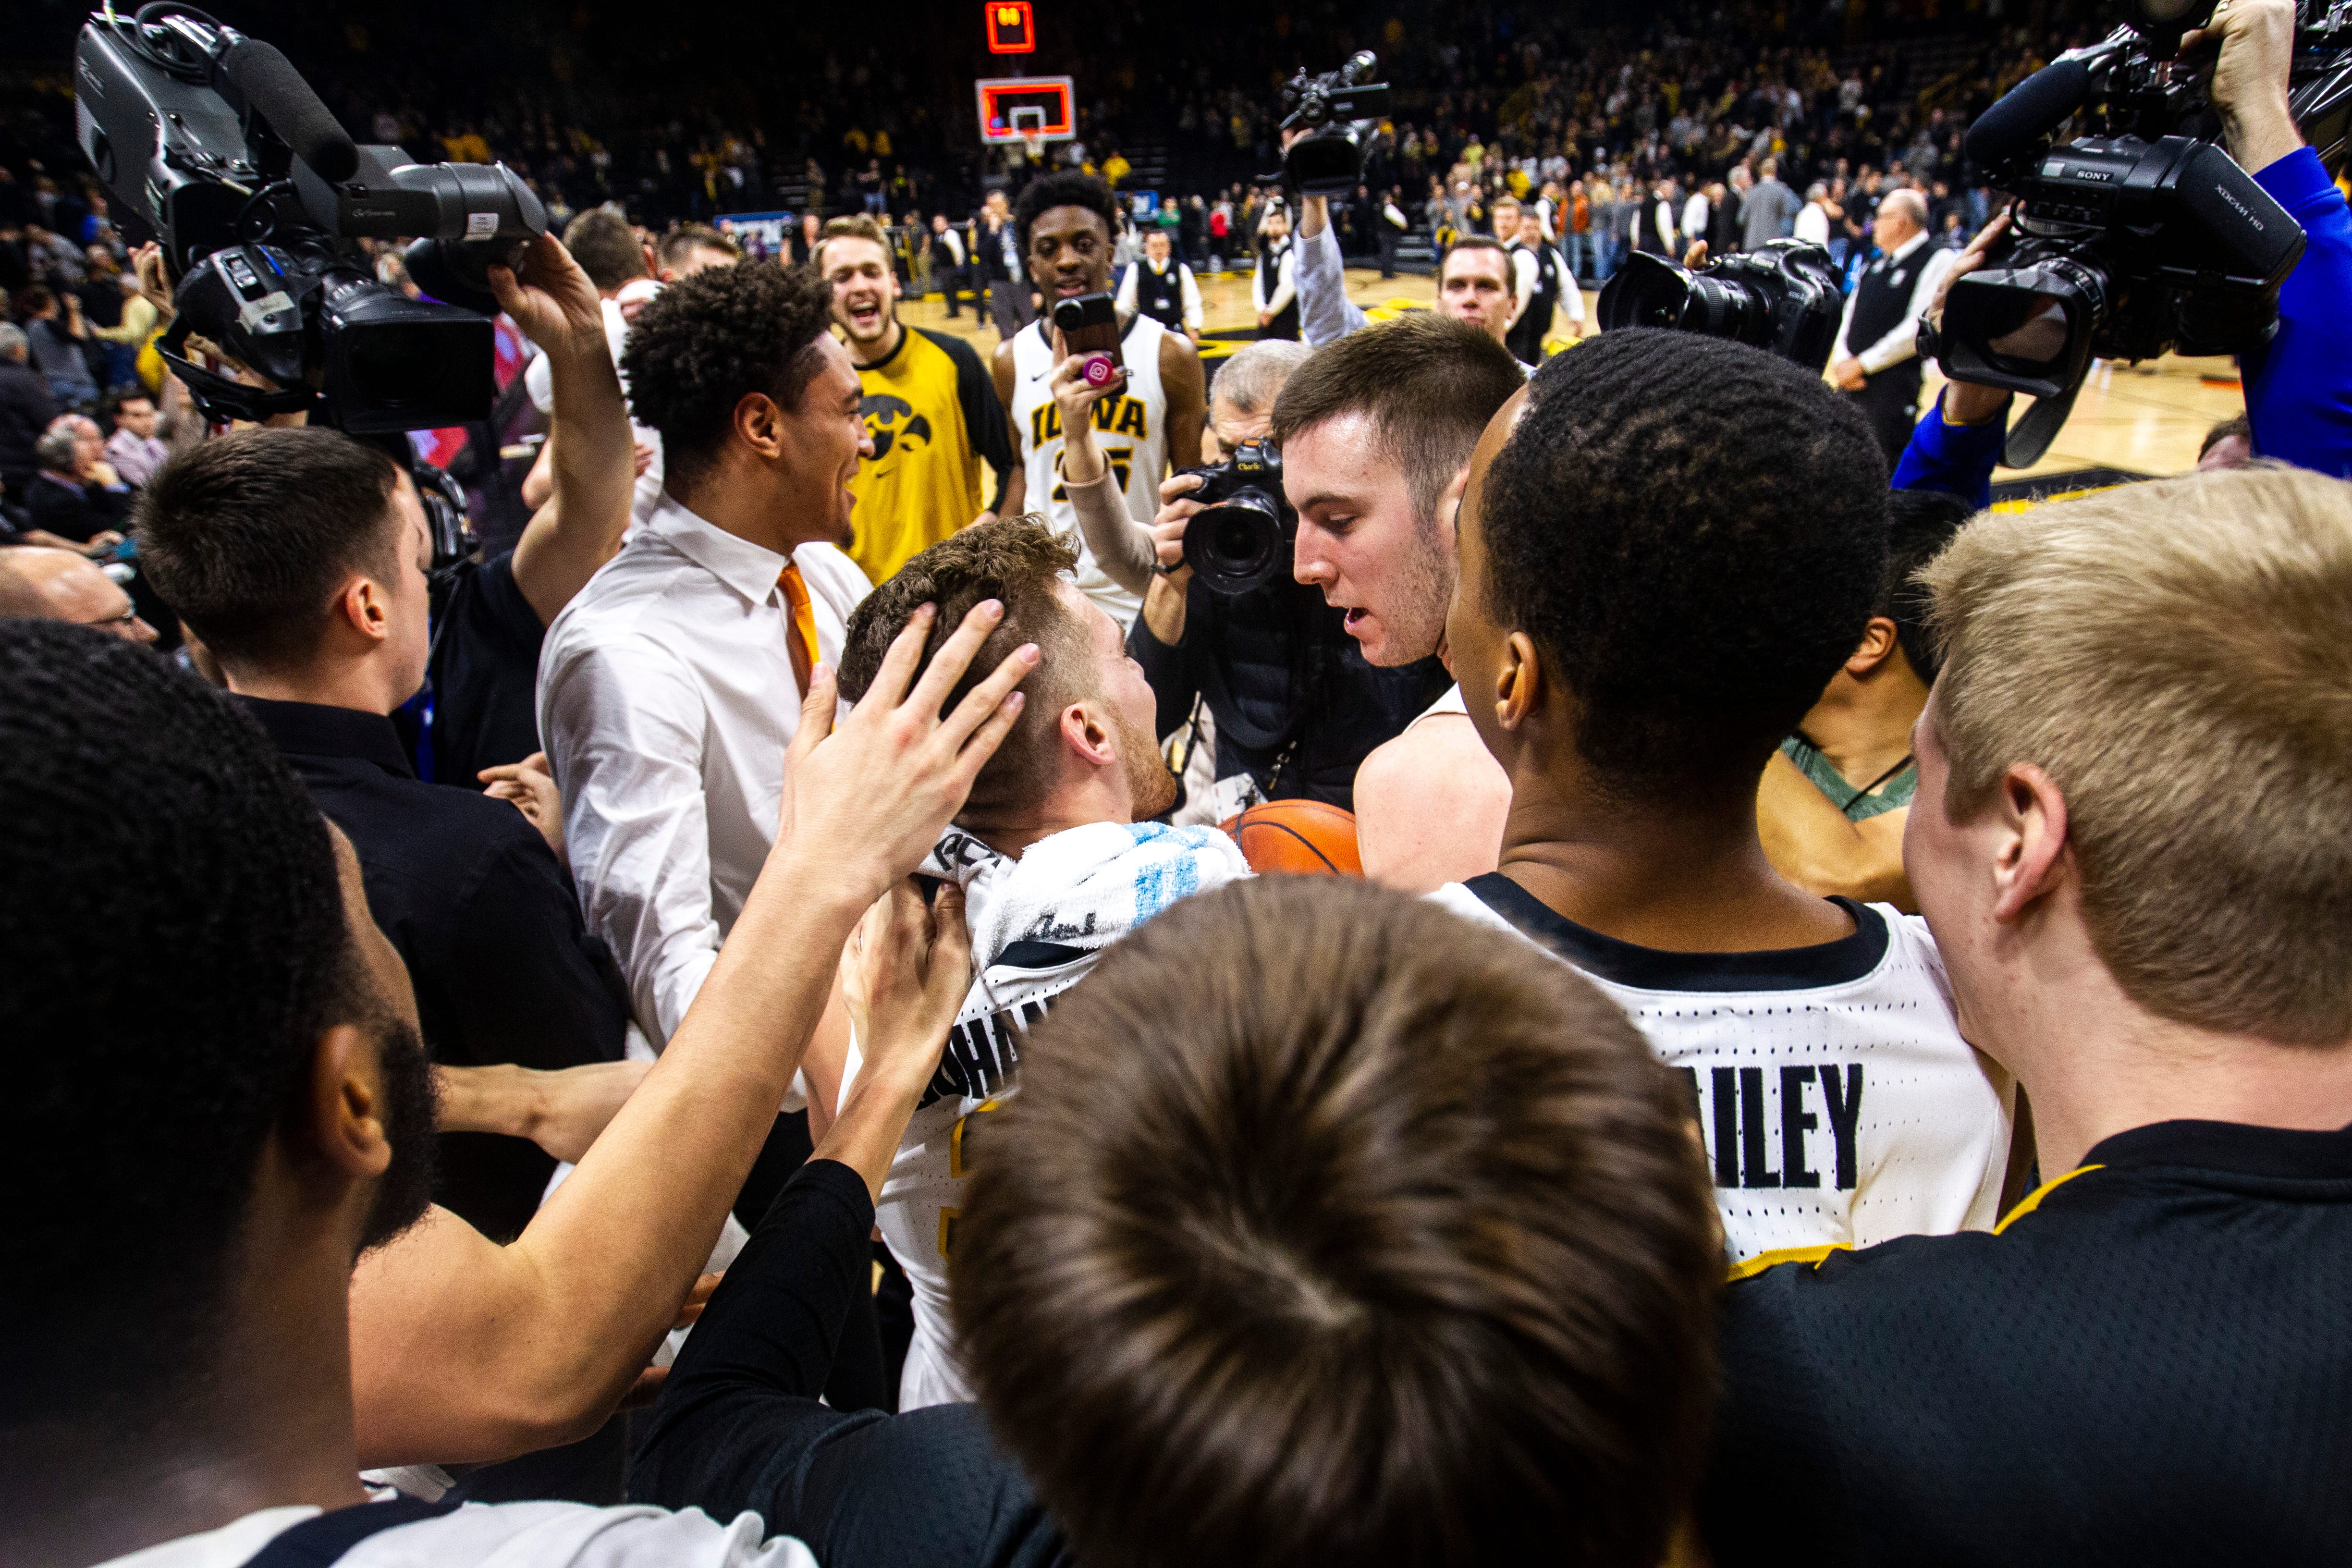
<box><xmin>1222</xmin><ymin>798</ymin><xmax>1364</xmax><ymax>877</ymax></box>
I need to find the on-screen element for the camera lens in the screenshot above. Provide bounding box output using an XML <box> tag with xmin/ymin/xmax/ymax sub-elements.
<box><xmin>1183</xmin><ymin>490</ymin><xmax>1288</xmax><ymax>595</ymax></box>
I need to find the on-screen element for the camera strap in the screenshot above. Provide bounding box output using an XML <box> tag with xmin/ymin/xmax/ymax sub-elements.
<box><xmin>2001</xmin><ymin>382</ymin><xmax>2082</xmax><ymax>469</ymax></box>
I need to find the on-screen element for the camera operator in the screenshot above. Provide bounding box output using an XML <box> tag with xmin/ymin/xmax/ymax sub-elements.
<box><xmin>1828</xmin><ymin>189</ymin><xmax>1956</xmax><ymax>465</ymax></box>
<box><xmin>1050</xmin><ymin>329</ymin><xmax>1445</xmax><ymax>811</ymax></box>
<box><xmin>1898</xmin><ymin>0</ymin><xmax>2351</xmax><ymax>503</ymax></box>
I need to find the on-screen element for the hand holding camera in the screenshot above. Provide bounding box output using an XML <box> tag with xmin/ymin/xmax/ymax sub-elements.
<box><xmin>1046</xmin><ymin>321</ymin><xmax>1121</xmax><ymax>489</ymax></box>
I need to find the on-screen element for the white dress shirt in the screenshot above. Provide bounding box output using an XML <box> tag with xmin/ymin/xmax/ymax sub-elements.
<box><xmin>1794</xmin><ymin>200</ymin><xmax>1832</xmax><ymax>247</ymax></box>
<box><xmin>1831</xmin><ymin>230</ymin><xmax>1958</xmax><ymax>375</ymax></box>
<box><xmin>537</xmin><ymin>491</ymin><xmax>871</xmax><ymax>1054</ymax></box>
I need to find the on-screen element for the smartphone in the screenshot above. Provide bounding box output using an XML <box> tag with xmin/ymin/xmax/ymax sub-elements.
<box><xmin>1052</xmin><ymin>292</ymin><xmax>1126</xmax><ymax>392</ymax></box>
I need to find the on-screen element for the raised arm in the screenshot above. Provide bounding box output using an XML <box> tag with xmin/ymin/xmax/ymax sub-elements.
<box><xmin>494</xmin><ymin>236</ymin><xmax>636</xmax><ymax>625</ymax></box>
<box><xmin>1050</xmin><ymin>329</ymin><xmax>1160</xmax><ymax>595</ymax></box>
<box><xmin>349</xmin><ymin>602</ymin><xmax>1039</xmax><ymax>1468</ymax></box>
<box><xmin>1295</xmin><ymin>192</ymin><xmax>1370</xmax><ymax>346</ymax></box>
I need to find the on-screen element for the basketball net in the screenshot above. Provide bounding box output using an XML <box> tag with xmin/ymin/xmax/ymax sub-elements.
<box><xmin>1022</xmin><ymin>132</ymin><xmax>1044</xmax><ymax>164</ymax></box>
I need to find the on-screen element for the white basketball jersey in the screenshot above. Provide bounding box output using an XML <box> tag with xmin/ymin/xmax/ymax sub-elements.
<box><xmin>1428</xmin><ymin>877</ymin><xmax>2014</xmax><ymax>1264</ymax></box>
<box><xmin>1009</xmin><ymin>312</ymin><xmax>1171</xmax><ymax>625</ymax></box>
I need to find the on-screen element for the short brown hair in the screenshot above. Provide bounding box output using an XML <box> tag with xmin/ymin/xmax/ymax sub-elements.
<box><xmin>812</xmin><ymin>214</ymin><xmax>889</xmax><ymax>276</ymax></box>
<box><xmin>561</xmin><ymin>209</ymin><xmax>649</xmax><ymax>291</ymax></box>
<box><xmin>1922</xmin><ymin>464</ymin><xmax>2352</xmax><ymax>1044</ymax></box>
<box><xmin>1270</xmin><ymin>311</ymin><xmax>1526</xmax><ymax>525</ymax></box>
<box><xmin>135</xmin><ymin>428</ymin><xmax>403</xmax><ymax>673</ymax></box>
<box><xmin>657</xmin><ymin>222</ymin><xmax>741</xmax><ymax>269</ymax></box>
<box><xmin>836</xmin><ymin>517</ymin><xmax>1087</xmax><ymax>820</ymax></box>
<box><xmin>953</xmin><ymin>877</ymin><xmax>1722</xmax><ymax>1568</ymax></box>
<box><xmin>1439</xmin><ymin>233</ymin><xmax>1513</xmax><ymax>282</ymax></box>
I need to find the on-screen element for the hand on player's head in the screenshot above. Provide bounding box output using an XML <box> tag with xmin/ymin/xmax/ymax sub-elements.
<box><xmin>771</xmin><ymin>601</ymin><xmax>1038</xmax><ymax>908</ymax></box>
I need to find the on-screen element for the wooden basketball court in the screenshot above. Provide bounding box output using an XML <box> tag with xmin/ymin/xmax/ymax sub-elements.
<box><xmin>897</xmin><ymin>264</ymin><xmax>2246</xmax><ymax>483</ymax></box>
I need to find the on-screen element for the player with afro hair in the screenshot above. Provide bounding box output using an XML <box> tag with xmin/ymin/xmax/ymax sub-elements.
<box><xmin>621</xmin><ymin>259</ymin><xmax>839</xmax><ymax>488</ymax></box>
<box><xmin>1471</xmin><ymin>328</ymin><xmax>1890</xmax><ymax>797</ymax></box>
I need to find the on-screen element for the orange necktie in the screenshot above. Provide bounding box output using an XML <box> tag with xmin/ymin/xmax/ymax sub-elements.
<box><xmin>777</xmin><ymin>563</ymin><xmax>820</xmax><ymax>689</ymax></box>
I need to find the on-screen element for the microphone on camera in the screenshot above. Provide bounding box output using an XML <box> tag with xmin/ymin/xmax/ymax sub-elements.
<box><xmin>1964</xmin><ymin>57</ymin><xmax>2094</xmax><ymax>171</ymax></box>
<box><xmin>216</xmin><ymin>37</ymin><xmax>360</xmax><ymax>183</ymax></box>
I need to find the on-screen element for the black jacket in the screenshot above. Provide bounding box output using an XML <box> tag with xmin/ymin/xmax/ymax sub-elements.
<box><xmin>1128</xmin><ymin>576</ymin><xmax>1450</xmax><ymax>809</ymax></box>
<box><xmin>0</xmin><ymin>360</ymin><xmax>58</xmax><ymax>493</ymax></box>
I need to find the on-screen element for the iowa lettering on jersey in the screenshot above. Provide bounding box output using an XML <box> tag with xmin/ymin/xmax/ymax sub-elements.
<box><xmin>1029</xmin><ymin>395</ymin><xmax>1151</xmax><ymax>449</ymax></box>
<box><xmin>1676</xmin><ymin>1064</ymin><xmax>1864</xmax><ymax>1190</ymax></box>
<box><xmin>917</xmin><ymin>994</ymin><xmax>1058</xmax><ymax>1111</ymax></box>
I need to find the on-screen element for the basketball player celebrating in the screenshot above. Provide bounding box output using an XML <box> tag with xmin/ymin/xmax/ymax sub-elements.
<box><xmin>833</xmin><ymin>518</ymin><xmax>1250</xmax><ymax>1409</ymax></box>
<box><xmin>992</xmin><ymin>172</ymin><xmax>1206</xmax><ymax>625</ymax></box>
<box><xmin>817</xmin><ymin>215</ymin><xmax>1018</xmax><ymax>584</ymax></box>
<box><xmin>1429</xmin><ymin>330</ymin><xmax>2016</xmax><ymax>1264</ymax></box>
<box><xmin>1113</xmin><ymin>226</ymin><xmax>1203</xmax><ymax>345</ymax></box>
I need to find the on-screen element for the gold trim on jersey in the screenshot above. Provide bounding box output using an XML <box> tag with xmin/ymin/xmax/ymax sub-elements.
<box><xmin>1994</xmin><ymin>1163</ymin><xmax>2104</xmax><ymax>1233</ymax></box>
<box><xmin>1726</xmin><ymin>1242</ymin><xmax>1850</xmax><ymax>1284</ymax></box>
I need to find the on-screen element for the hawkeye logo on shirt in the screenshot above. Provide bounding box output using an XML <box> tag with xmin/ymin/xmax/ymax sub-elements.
<box><xmin>1029</xmin><ymin>394</ymin><xmax>1151</xmax><ymax>449</ymax></box>
<box><xmin>1677</xmin><ymin>1063</ymin><xmax>1865</xmax><ymax>1190</ymax></box>
<box><xmin>861</xmin><ymin>393</ymin><xmax>934</xmax><ymax>464</ymax></box>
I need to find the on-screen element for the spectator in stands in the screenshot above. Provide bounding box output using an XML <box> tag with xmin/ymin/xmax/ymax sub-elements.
<box><xmin>25</xmin><ymin>414</ymin><xmax>131</xmax><ymax>544</ymax></box>
<box><xmin>102</xmin><ymin>387</ymin><xmax>167</xmax><ymax>488</ymax></box>
<box><xmin>18</xmin><ymin>285</ymin><xmax>97</xmax><ymax>407</ymax></box>
<box><xmin>1703</xmin><ymin>461</ymin><xmax>2352</xmax><ymax>1568</ymax></box>
<box><xmin>136</xmin><ymin>425</ymin><xmax>632</xmax><ymax>1252</ymax></box>
<box><xmin>0</xmin><ymin>323</ymin><xmax>57</xmax><ymax>500</ymax></box>
<box><xmin>1756</xmin><ymin>487</ymin><xmax>1967</xmax><ymax>910</ymax></box>
<box><xmin>87</xmin><ymin>268</ymin><xmax>158</xmax><ymax>389</ymax></box>
<box><xmin>0</xmin><ymin>543</ymin><xmax>156</xmax><ymax>642</ymax></box>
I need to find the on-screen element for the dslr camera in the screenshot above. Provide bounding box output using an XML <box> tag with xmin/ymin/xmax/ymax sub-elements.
<box><xmin>1279</xmin><ymin>51</ymin><xmax>1392</xmax><ymax>197</ymax></box>
<box><xmin>74</xmin><ymin>4</ymin><xmax>546</xmax><ymax>432</ymax></box>
<box><xmin>1598</xmin><ymin>239</ymin><xmax>1847</xmax><ymax>371</ymax></box>
<box><xmin>1926</xmin><ymin>0</ymin><xmax>2351</xmax><ymax>462</ymax></box>
<box><xmin>1180</xmin><ymin>440</ymin><xmax>1294</xmax><ymax>596</ymax></box>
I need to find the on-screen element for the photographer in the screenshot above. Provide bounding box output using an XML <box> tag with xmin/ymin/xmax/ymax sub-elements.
<box><xmin>1053</xmin><ymin>331</ymin><xmax>1446</xmax><ymax>810</ymax></box>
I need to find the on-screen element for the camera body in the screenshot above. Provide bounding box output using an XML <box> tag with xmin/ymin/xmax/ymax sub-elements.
<box><xmin>74</xmin><ymin>6</ymin><xmax>545</xmax><ymax>432</ymax></box>
<box><xmin>1936</xmin><ymin>134</ymin><xmax>2303</xmax><ymax>400</ymax></box>
<box><xmin>1280</xmin><ymin>51</ymin><xmax>1393</xmax><ymax>197</ymax></box>
<box><xmin>1180</xmin><ymin>440</ymin><xmax>1295</xmax><ymax>596</ymax></box>
<box><xmin>1599</xmin><ymin>240</ymin><xmax>1846</xmax><ymax>371</ymax></box>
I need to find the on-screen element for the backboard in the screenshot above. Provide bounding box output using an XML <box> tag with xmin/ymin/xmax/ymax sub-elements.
<box><xmin>976</xmin><ymin>75</ymin><xmax>1076</xmax><ymax>144</ymax></box>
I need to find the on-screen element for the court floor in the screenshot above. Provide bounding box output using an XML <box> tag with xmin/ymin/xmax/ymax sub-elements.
<box><xmin>894</xmin><ymin>263</ymin><xmax>2245</xmax><ymax>481</ymax></box>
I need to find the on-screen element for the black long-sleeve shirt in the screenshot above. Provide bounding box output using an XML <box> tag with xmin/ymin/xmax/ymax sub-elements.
<box><xmin>1127</xmin><ymin>576</ymin><xmax>1450</xmax><ymax>809</ymax></box>
<box><xmin>238</xmin><ymin>696</ymin><xmax>628</xmax><ymax>1239</ymax></box>
<box><xmin>632</xmin><ymin>1159</ymin><xmax>1069</xmax><ymax>1568</ymax></box>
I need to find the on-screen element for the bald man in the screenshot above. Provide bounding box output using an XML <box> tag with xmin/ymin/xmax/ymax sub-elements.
<box><xmin>1829</xmin><ymin>187</ymin><xmax>1957</xmax><ymax>464</ymax></box>
<box><xmin>0</xmin><ymin>546</ymin><xmax>158</xmax><ymax>643</ymax></box>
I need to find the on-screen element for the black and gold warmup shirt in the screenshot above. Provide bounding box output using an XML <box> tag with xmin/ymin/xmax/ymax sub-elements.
<box><xmin>1702</xmin><ymin>1118</ymin><xmax>2352</xmax><ymax>1567</ymax></box>
<box><xmin>847</xmin><ymin>325</ymin><xmax>1013</xmax><ymax>585</ymax></box>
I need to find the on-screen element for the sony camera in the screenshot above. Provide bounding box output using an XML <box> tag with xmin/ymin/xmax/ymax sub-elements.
<box><xmin>1926</xmin><ymin>0</ymin><xmax>2351</xmax><ymax>462</ymax></box>
<box><xmin>1180</xmin><ymin>440</ymin><xmax>1294</xmax><ymax>596</ymax></box>
<box><xmin>1598</xmin><ymin>240</ymin><xmax>1847</xmax><ymax>371</ymax></box>
<box><xmin>1280</xmin><ymin>51</ymin><xmax>1392</xmax><ymax>197</ymax></box>
<box><xmin>74</xmin><ymin>5</ymin><xmax>546</xmax><ymax>432</ymax></box>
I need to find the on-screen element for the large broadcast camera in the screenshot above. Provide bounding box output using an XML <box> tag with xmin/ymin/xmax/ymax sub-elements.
<box><xmin>74</xmin><ymin>3</ymin><xmax>547</xmax><ymax>432</ymax></box>
<box><xmin>1926</xmin><ymin>0</ymin><xmax>2352</xmax><ymax>463</ymax></box>
<box><xmin>1179</xmin><ymin>440</ymin><xmax>1295</xmax><ymax>595</ymax></box>
<box><xmin>1598</xmin><ymin>240</ymin><xmax>1848</xmax><ymax>371</ymax></box>
<box><xmin>1279</xmin><ymin>51</ymin><xmax>1392</xmax><ymax>197</ymax></box>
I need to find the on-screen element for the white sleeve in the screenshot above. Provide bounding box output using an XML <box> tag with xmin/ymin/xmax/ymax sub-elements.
<box><xmin>1512</xmin><ymin>248</ymin><xmax>1536</xmax><ymax>319</ymax></box>
<box><xmin>1857</xmin><ymin>246</ymin><xmax>1956</xmax><ymax>375</ymax></box>
<box><xmin>1250</xmin><ymin>258</ymin><xmax>1267</xmax><ymax>313</ymax></box>
<box><xmin>523</xmin><ymin>349</ymin><xmax>555</xmax><ymax>416</ymax></box>
<box><xmin>1180</xmin><ymin>265</ymin><xmax>1204</xmax><ymax>330</ymax></box>
<box><xmin>1295</xmin><ymin>222</ymin><xmax>1369</xmax><ymax>346</ymax></box>
<box><xmin>1831</xmin><ymin>287</ymin><xmax>1861</xmax><ymax>368</ymax></box>
<box><xmin>1265</xmin><ymin>249</ymin><xmax>1298</xmax><ymax>318</ymax></box>
<box><xmin>1115</xmin><ymin>265</ymin><xmax>1139</xmax><ymax>315</ymax></box>
<box><xmin>1556</xmin><ymin>250</ymin><xmax>1584</xmax><ymax>322</ymax></box>
<box><xmin>539</xmin><ymin>639</ymin><xmax>721</xmax><ymax>1050</ymax></box>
